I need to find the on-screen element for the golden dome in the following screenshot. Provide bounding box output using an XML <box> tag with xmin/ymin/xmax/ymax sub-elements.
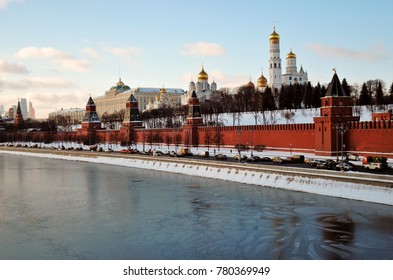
<box><xmin>287</xmin><ymin>49</ymin><xmax>296</xmax><ymax>59</ymax></box>
<box><xmin>198</xmin><ymin>67</ymin><xmax>208</xmax><ymax>80</ymax></box>
<box><xmin>257</xmin><ymin>74</ymin><xmax>268</xmax><ymax>88</ymax></box>
<box><xmin>160</xmin><ymin>87</ymin><xmax>166</xmax><ymax>94</ymax></box>
<box><xmin>269</xmin><ymin>28</ymin><xmax>280</xmax><ymax>40</ymax></box>
<box><xmin>116</xmin><ymin>78</ymin><xmax>124</xmax><ymax>86</ymax></box>
<box><xmin>246</xmin><ymin>81</ymin><xmax>255</xmax><ymax>88</ymax></box>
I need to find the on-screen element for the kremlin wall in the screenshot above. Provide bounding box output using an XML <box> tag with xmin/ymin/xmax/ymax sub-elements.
<box><xmin>3</xmin><ymin>71</ymin><xmax>393</xmax><ymax>158</ymax></box>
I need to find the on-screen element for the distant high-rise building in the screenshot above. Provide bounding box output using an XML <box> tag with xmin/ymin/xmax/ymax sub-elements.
<box><xmin>29</xmin><ymin>101</ymin><xmax>35</xmax><ymax>119</ymax></box>
<box><xmin>20</xmin><ymin>98</ymin><xmax>28</xmax><ymax>119</ymax></box>
<box><xmin>0</xmin><ymin>104</ymin><xmax>4</xmax><ymax>114</ymax></box>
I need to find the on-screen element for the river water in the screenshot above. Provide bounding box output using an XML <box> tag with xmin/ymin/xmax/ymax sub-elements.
<box><xmin>0</xmin><ymin>153</ymin><xmax>392</xmax><ymax>260</ymax></box>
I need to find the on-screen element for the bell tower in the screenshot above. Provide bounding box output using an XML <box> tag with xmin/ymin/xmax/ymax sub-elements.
<box><xmin>269</xmin><ymin>27</ymin><xmax>282</xmax><ymax>88</ymax></box>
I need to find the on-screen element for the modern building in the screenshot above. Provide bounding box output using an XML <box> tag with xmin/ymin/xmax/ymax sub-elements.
<box><xmin>268</xmin><ymin>28</ymin><xmax>308</xmax><ymax>88</ymax></box>
<box><xmin>28</xmin><ymin>101</ymin><xmax>36</xmax><ymax>119</ymax></box>
<box><xmin>19</xmin><ymin>98</ymin><xmax>28</xmax><ymax>119</ymax></box>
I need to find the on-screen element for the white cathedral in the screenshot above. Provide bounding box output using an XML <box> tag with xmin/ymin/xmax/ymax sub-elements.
<box><xmin>268</xmin><ymin>28</ymin><xmax>308</xmax><ymax>89</ymax></box>
<box><xmin>181</xmin><ymin>66</ymin><xmax>217</xmax><ymax>105</ymax></box>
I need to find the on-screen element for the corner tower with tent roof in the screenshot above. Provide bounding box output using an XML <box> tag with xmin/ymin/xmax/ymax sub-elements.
<box><xmin>183</xmin><ymin>90</ymin><xmax>205</xmax><ymax>148</ymax></box>
<box><xmin>313</xmin><ymin>71</ymin><xmax>360</xmax><ymax>156</ymax></box>
<box><xmin>79</xmin><ymin>96</ymin><xmax>101</xmax><ymax>145</ymax></box>
<box><xmin>121</xmin><ymin>94</ymin><xmax>144</xmax><ymax>146</ymax></box>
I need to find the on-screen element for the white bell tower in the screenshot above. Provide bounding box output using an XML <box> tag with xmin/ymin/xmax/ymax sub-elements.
<box><xmin>269</xmin><ymin>27</ymin><xmax>282</xmax><ymax>89</ymax></box>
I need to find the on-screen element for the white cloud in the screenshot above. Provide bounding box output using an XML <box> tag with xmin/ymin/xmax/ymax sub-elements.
<box><xmin>0</xmin><ymin>59</ymin><xmax>29</xmax><ymax>74</ymax></box>
<box><xmin>0</xmin><ymin>0</ymin><xmax>22</xmax><ymax>9</ymax></box>
<box><xmin>181</xmin><ymin>42</ymin><xmax>226</xmax><ymax>57</ymax></box>
<box><xmin>14</xmin><ymin>46</ymin><xmax>90</xmax><ymax>72</ymax></box>
<box><xmin>307</xmin><ymin>43</ymin><xmax>388</xmax><ymax>61</ymax></box>
<box><xmin>0</xmin><ymin>76</ymin><xmax>74</xmax><ymax>90</ymax></box>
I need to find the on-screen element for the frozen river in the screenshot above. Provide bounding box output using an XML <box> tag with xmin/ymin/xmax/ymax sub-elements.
<box><xmin>0</xmin><ymin>153</ymin><xmax>392</xmax><ymax>260</ymax></box>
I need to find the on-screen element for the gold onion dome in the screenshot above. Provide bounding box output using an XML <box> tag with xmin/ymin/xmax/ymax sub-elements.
<box><xmin>287</xmin><ymin>49</ymin><xmax>296</xmax><ymax>59</ymax></box>
<box><xmin>198</xmin><ymin>67</ymin><xmax>208</xmax><ymax>80</ymax></box>
<box><xmin>246</xmin><ymin>81</ymin><xmax>255</xmax><ymax>88</ymax></box>
<box><xmin>160</xmin><ymin>87</ymin><xmax>166</xmax><ymax>94</ymax></box>
<box><xmin>116</xmin><ymin>78</ymin><xmax>124</xmax><ymax>86</ymax></box>
<box><xmin>257</xmin><ymin>74</ymin><xmax>267</xmax><ymax>87</ymax></box>
<box><xmin>269</xmin><ymin>29</ymin><xmax>280</xmax><ymax>40</ymax></box>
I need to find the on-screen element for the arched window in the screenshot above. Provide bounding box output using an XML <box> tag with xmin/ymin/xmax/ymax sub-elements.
<box><xmin>274</xmin><ymin>63</ymin><xmax>277</xmax><ymax>68</ymax></box>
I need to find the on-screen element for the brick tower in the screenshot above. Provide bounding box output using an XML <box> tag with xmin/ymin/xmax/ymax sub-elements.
<box><xmin>14</xmin><ymin>100</ymin><xmax>24</xmax><ymax>130</ymax></box>
<box><xmin>183</xmin><ymin>90</ymin><xmax>204</xmax><ymax>147</ymax></box>
<box><xmin>121</xmin><ymin>94</ymin><xmax>144</xmax><ymax>145</ymax></box>
<box><xmin>80</xmin><ymin>96</ymin><xmax>101</xmax><ymax>145</ymax></box>
<box><xmin>314</xmin><ymin>72</ymin><xmax>359</xmax><ymax>156</ymax></box>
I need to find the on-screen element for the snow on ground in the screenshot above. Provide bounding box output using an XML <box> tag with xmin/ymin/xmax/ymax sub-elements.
<box><xmin>213</xmin><ymin>105</ymin><xmax>375</xmax><ymax>126</ymax></box>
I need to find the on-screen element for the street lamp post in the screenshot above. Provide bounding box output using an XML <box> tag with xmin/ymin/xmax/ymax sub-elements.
<box><xmin>237</xmin><ymin>127</ymin><xmax>241</xmax><ymax>163</ymax></box>
<box><xmin>337</xmin><ymin>123</ymin><xmax>347</xmax><ymax>172</ymax></box>
<box><xmin>290</xmin><ymin>143</ymin><xmax>292</xmax><ymax>156</ymax></box>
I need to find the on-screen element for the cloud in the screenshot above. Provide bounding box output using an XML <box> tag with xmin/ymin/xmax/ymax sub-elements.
<box><xmin>307</xmin><ymin>43</ymin><xmax>388</xmax><ymax>61</ymax></box>
<box><xmin>181</xmin><ymin>42</ymin><xmax>226</xmax><ymax>57</ymax></box>
<box><xmin>14</xmin><ymin>46</ymin><xmax>90</xmax><ymax>72</ymax></box>
<box><xmin>0</xmin><ymin>0</ymin><xmax>22</xmax><ymax>9</ymax></box>
<box><xmin>0</xmin><ymin>59</ymin><xmax>29</xmax><ymax>74</ymax></box>
<box><xmin>0</xmin><ymin>76</ymin><xmax>75</xmax><ymax>90</ymax></box>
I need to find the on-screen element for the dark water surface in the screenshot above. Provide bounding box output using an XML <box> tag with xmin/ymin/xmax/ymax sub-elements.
<box><xmin>0</xmin><ymin>153</ymin><xmax>392</xmax><ymax>260</ymax></box>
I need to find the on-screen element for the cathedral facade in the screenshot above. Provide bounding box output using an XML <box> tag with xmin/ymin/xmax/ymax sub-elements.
<box><xmin>181</xmin><ymin>66</ymin><xmax>217</xmax><ymax>105</ymax></box>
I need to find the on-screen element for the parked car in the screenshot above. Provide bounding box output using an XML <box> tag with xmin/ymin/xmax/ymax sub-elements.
<box><xmin>198</xmin><ymin>151</ymin><xmax>209</xmax><ymax>157</ymax></box>
<box><xmin>272</xmin><ymin>156</ymin><xmax>287</xmax><ymax>164</ymax></box>
<box><xmin>259</xmin><ymin>156</ymin><xmax>272</xmax><ymax>162</ymax></box>
<box><xmin>152</xmin><ymin>150</ymin><xmax>163</xmax><ymax>156</ymax></box>
<box><xmin>336</xmin><ymin>162</ymin><xmax>354</xmax><ymax>171</ymax></box>
<box><xmin>233</xmin><ymin>154</ymin><xmax>247</xmax><ymax>161</ymax></box>
<box><xmin>169</xmin><ymin>151</ymin><xmax>179</xmax><ymax>157</ymax></box>
<box><xmin>246</xmin><ymin>156</ymin><xmax>260</xmax><ymax>162</ymax></box>
<box><xmin>346</xmin><ymin>153</ymin><xmax>359</xmax><ymax>161</ymax></box>
<box><xmin>215</xmin><ymin>154</ymin><xmax>227</xmax><ymax>160</ymax></box>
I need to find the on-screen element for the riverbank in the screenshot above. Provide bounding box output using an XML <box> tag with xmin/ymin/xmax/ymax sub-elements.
<box><xmin>1</xmin><ymin>147</ymin><xmax>393</xmax><ymax>206</ymax></box>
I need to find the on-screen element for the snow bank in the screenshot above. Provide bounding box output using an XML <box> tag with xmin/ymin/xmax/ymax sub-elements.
<box><xmin>1</xmin><ymin>149</ymin><xmax>392</xmax><ymax>206</ymax></box>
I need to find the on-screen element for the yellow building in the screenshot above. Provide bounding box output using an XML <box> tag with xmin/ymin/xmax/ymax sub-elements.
<box><xmin>94</xmin><ymin>79</ymin><xmax>185</xmax><ymax>116</ymax></box>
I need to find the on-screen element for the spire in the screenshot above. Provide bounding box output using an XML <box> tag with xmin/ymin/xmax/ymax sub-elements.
<box><xmin>325</xmin><ymin>71</ymin><xmax>348</xmax><ymax>97</ymax></box>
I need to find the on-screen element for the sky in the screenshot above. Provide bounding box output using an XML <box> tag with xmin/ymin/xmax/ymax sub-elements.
<box><xmin>1</xmin><ymin>0</ymin><xmax>393</xmax><ymax>118</ymax></box>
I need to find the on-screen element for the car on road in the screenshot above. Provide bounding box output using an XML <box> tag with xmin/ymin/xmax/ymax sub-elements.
<box><xmin>233</xmin><ymin>154</ymin><xmax>247</xmax><ymax>161</ymax></box>
<box><xmin>336</xmin><ymin>162</ymin><xmax>354</xmax><ymax>171</ymax></box>
<box><xmin>246</xmin><ymin>156</ymin><xmax>260</xmax><ymax>162</ymax></box>
<box><xmin>198</xmin><ymin>151</ymin><xmax>209</xmax><ymax>157</ymax></box>
<box><xmin>272</xmin><ymin>156</ymin><xmax>288</xmax><ymax>164</ymax></box>
<box><xmin>215</xmin><ymin>154</ymin><xmax>227</xmax><ymax>160</ymax></box>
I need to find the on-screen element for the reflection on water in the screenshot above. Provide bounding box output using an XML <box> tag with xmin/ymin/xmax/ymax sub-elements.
<box><xmin>0</xmin><ymin>153</ymin><xmax>392</xmax><ymax>260</ymax></box>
